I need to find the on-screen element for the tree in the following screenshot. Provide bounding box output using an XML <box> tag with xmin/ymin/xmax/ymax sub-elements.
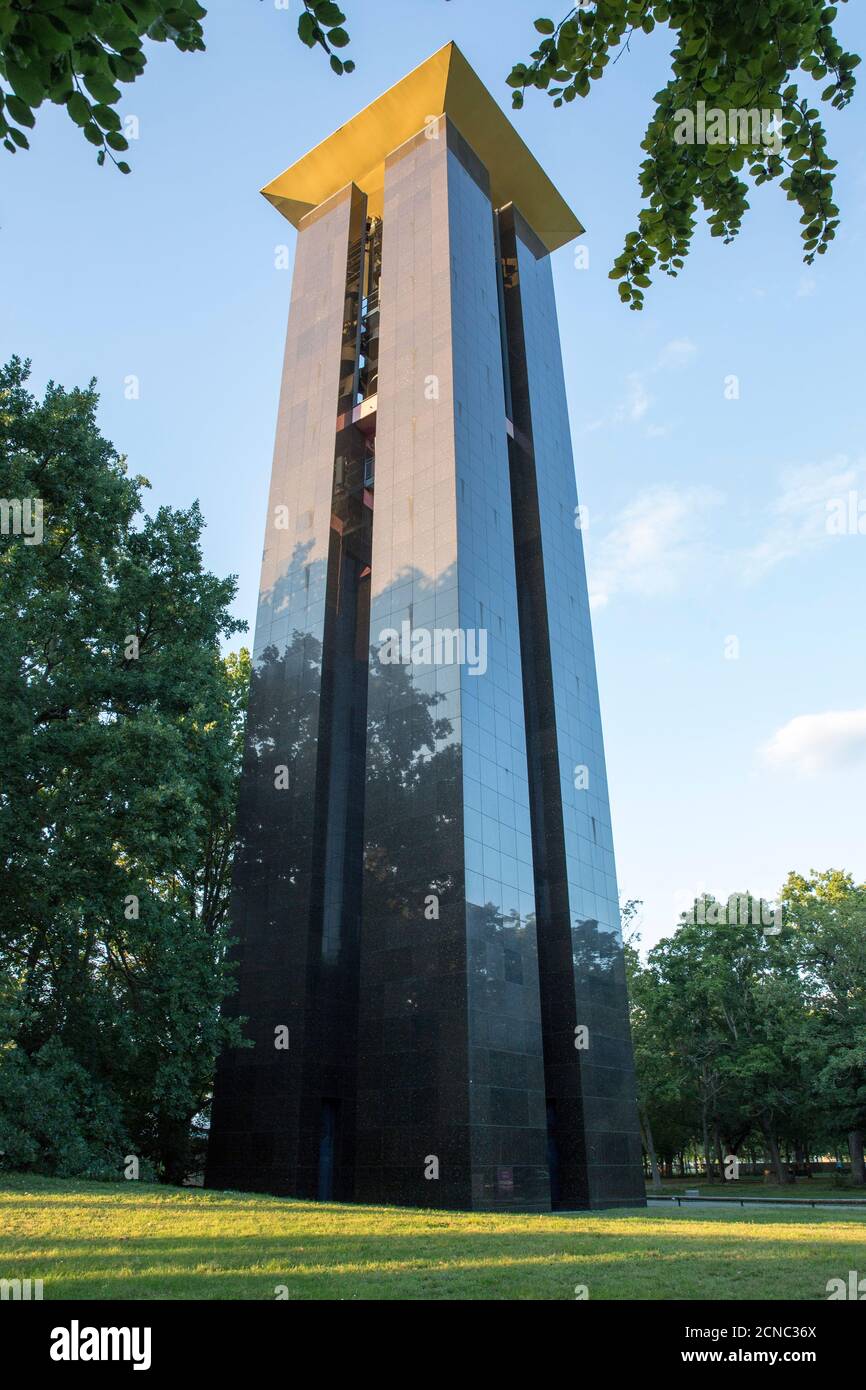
<box><xmin>510</xmin><ymin>3</ymin><xmax>859</xmax><ymax>307</ymax></box>
<box><xmin>782</xmin><ymin>869</ymin><xmax>866</xmax><ymax>1184</ymax></box>
<box><xmin>638</xmin><ymin>896</ymin><xmax>809</xmax><ymax>1184</ymax></box>
<box><xmin>623</xmin><ymin>904</ymin><xmax>669</xmax><ymax>1189</ymax></box>
<box><xmin>0</xmin><ymin>355</ymin><xmax>249</xmax><ymax>1182</ymax></box>
<box><xmin>0</xmin><ymin>1</ymin><xmax>351</xmax><ymax>168</ymax></box>
<box><xmin>3</xmin><ymin>4</ymin><xmax>858</xmax><ymax>309</ymax></box>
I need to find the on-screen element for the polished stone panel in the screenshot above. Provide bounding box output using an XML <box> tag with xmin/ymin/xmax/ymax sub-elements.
<box><xmin>498</xmin><ymin>204</ymin><xmax>644</xmax><ymax>1208</ymax></box>
<box><xmin>207</xmin><ymin>184</ymin><xmax>369</xmax><ymax>1198</ymax></box>
<box><xmin>355</xmin><ymin>119</ymin><xmax>549</xmax><ymax>1211</ymax></box>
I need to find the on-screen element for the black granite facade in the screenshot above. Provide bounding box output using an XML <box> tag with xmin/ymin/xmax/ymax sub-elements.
<box><xmin>499</xmin><ymin>205</ymin><xmax>645</xmax><ymax>1208</ymax></box>
<box><xmin>206</xmin><ymin>184</ymin><xmax>370</xmax><ymax>1199</ymax></box>
<box><xmin>207</xmin><ymin>116</ymin><xmax>645</xmax><ymax>1212</ymax></box>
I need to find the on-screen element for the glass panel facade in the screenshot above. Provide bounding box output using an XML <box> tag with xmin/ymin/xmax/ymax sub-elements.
<box><xmin>207</xmin><ymin>184</ymin><xmax>368</xmax><ymax>1198</ymax></box>
<box><xmin>208</xmin><ymin>88</ymin><xmax>645</xmax><ymax>1212</ymax></box>
<box><xmin>355</xmin><ymin>119</ymin><xmax>548</xmax><ymax>1211</ymax></box>
<box><xmin>499</xmin><ymin>205</ymin><xmax>644</xmax><ymax>1208</ymax></box>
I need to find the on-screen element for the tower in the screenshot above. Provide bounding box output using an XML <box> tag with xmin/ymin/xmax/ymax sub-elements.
<box><xmin>206</xmin><ymin>43</ymin><xmax>645</xmax><ymax>1211</ymax></box>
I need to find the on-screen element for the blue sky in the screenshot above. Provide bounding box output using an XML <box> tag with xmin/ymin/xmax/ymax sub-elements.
<box><xmin>3</xmin><ymin>0</ymin><xmax>865</xmax><ymax>950</ymax></box>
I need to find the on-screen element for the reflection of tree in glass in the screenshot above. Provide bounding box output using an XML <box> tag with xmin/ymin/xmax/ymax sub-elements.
<box><xmin>363</xmin><ymin>648</ymin><xmax>459</xmax><ymax>922</ymax></box>
<box><xmin>572</xmin><ymin>916</ymin><xmax>627</xmax><ymax>981</ymax></box>
<box><xmin>233</xmin><ymin>630</ymin><xmax>325</xmax><ymax>893</ymax></box>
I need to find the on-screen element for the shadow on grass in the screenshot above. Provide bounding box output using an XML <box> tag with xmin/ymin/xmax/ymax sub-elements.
<box><xmin>3</xmin><ymin>1176</ymin><xmax>865</xmax><ymax>1300</ymax></box>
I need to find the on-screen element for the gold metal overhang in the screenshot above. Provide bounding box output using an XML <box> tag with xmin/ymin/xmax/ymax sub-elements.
<box><xmin>261</xmin><ymin>41</ymin><xmax>583</xmax><ymax>253</ymax></box>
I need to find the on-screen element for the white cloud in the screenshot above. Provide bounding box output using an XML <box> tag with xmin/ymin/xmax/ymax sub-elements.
<box><xmin>742</xmin><ymin>456</ymin><xmax>866</xmax><ymax>580</ymax></box>
<box><xmin>761</xmin><ymin>708</ymin><xmax>866</xmax><ymax>775</ymax></box>
<box><xmin>586</xmin><ymin>338</ymin><xmax>697</xmax><ymax>435</ymax></box>
<box><xmin>625</xmin><ymin>373</ymin><xmax>650</xmax><ymax>422</ymax></box>
<box><xmin>588</xmin><ymin>485</ymin><xmax>724</xmax><ymax>609</ymax></box>
<box><xmin>586</xmin><ymin>455</ymin><xmax>865</xmax><ymax>609</ymax></box>
<box><xmin>656</xmin><ymin>338</ymin><xmax>697</xmax><ymax>370</ymax></box>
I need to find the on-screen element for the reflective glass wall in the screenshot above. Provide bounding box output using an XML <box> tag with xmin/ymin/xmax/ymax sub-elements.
<box><xmin>499</xmin><ymin>205</ymin><xmax>644</xmax><ymax>1208</ymax></box>
<box><xmin>207</xmin><ymin>184</ymin><xmax>369</xmax><ymax>1199</ymax></box>
<box><xmin>356</xmin><ymin>118</ymin><xmax>549</xmax><ymax>1211</ymax></box>
<box><xmin>209</xmin><ymin>118</ymin><xmax>644</xmax><ymax>1213</ymax></box>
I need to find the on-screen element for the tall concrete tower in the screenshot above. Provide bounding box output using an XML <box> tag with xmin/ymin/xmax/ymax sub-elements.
<box><xmin>207</xmin><ymin>43</ymin><xmax>645</xmax><ymax>1212</ymax></box>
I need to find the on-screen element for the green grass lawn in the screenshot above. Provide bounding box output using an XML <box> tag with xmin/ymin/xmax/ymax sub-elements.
<box><xmin>647</xmin><ymin>1178</ymin><xmax>865</xmax><ymax>1202</ymax></box>
<box><xmin>2</xmin><ymin>1173</ymin><xmax>866</xmax><ymax>1300</ymax></box>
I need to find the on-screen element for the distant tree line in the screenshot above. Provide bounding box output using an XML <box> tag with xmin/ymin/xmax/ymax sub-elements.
<box><xmin>626</xmin><ymin>875</ymin><xmax>866</xmax><ymax>1188</ymax></box>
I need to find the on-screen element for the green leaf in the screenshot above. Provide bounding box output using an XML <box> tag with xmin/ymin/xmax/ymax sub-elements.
<box><xmin>534</xmin><ymin>19</ymin><xmax>556</xmax><ymax>36</ymax></box>
<box><xmin>328</xmin><ymin>26</ymin><xmax>350</xmax><ymax>48</ymax></box>
<box><xmin>314</xmin><ymin>1</ymin><xmax>346</xmax><ymax>24</ymax></box>
<box><xmin>93</xmin><ymin>105</ymin><xmax>122</xmax><ymax>133</ymax></box>
<box><xmin>6</xmin><ymin>96</ymin><xmax>35</xmax><ymax>129</ymax></box>
<box><xmin>83</xmin><ymin>75</ymin><xmax>122</xmax><ymax>105</ymax></box>
<box><xmin>66</xmin><ymin>93</ymin><xmax>92</xmax><ymax>127</ymax></box>
<box><xmin>28</xmin><ymin>13</ymin><xmax>74</xmax><ymax>53</ymax></box>
<box><xmin>298</xmin><ymin>12</ymin><xmax>317</xmax><ymax>47</ymax></box>
<box><xmin>5</xmin><ymin>63</ymin><xmax>44</xmax><ymax>108</ymax></box>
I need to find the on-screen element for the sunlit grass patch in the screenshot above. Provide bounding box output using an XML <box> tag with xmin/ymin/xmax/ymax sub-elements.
<box><xmin>2</xmin><ymin>1172</ymin><xmax>865</xmax><ymax>1300</ymax></box>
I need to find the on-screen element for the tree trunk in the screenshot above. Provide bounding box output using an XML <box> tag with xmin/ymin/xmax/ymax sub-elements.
<box><xmin>714</xmin><ymin>1127</ymin><xmax>726</xmax><ymax>1182</ymax></box>
<box><xmin>640</xmin><ymin>1105</ymin><xmax>662</xmax><ymax>1191</ymax></box>
<box><xmin>702</xmin><ymin>1105</ymin><xmax>714</xmax><ymax>1182</ymax></box>
<box><xmin>849</xmin><ymin>1130</ymin><xmax>865</xmax><ymax>1186</ymax></box>
<box><xmin>761</xmin><ymin>1115</ymin><xmax>791</xmax><ymax>1184</ymax></box>
<box><xmin>158</xmin><ymin>1114</ymin><xmax>193</xmax><ymax>1186</ymax></box>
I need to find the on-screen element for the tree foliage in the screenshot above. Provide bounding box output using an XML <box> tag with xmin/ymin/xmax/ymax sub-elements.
<box><xmin>0</xmin><ymin>356</ymin><xmax>250</xmax><ymax>1182</ymax></box>
<box><xmin>782</xmin><ymin>869</ymin><xmax>866</xmax><ymax>1180</ymax></box>
<box><xmin>0</xmin><ymin>1</ymin><xmax>352</xmax><ymax>168</ymax></box>
<box><xmin>509</xmin><ymin>2</ymin><xmax>859</xmax><ymax>306</ymax></box>
<box><xmin>630</xmin><ymin>881</ymin><xmax>866</xmax><ymax>1182</ymax></box>
<box><xmin>293</xmin><ymin>0</ymin><xmax>354</xmax><ymax>76</ymax></box>
<box><xmin>0</xmin><ymin>0</ymin><xmax>208</xmax><ymax>170</ymax></box>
